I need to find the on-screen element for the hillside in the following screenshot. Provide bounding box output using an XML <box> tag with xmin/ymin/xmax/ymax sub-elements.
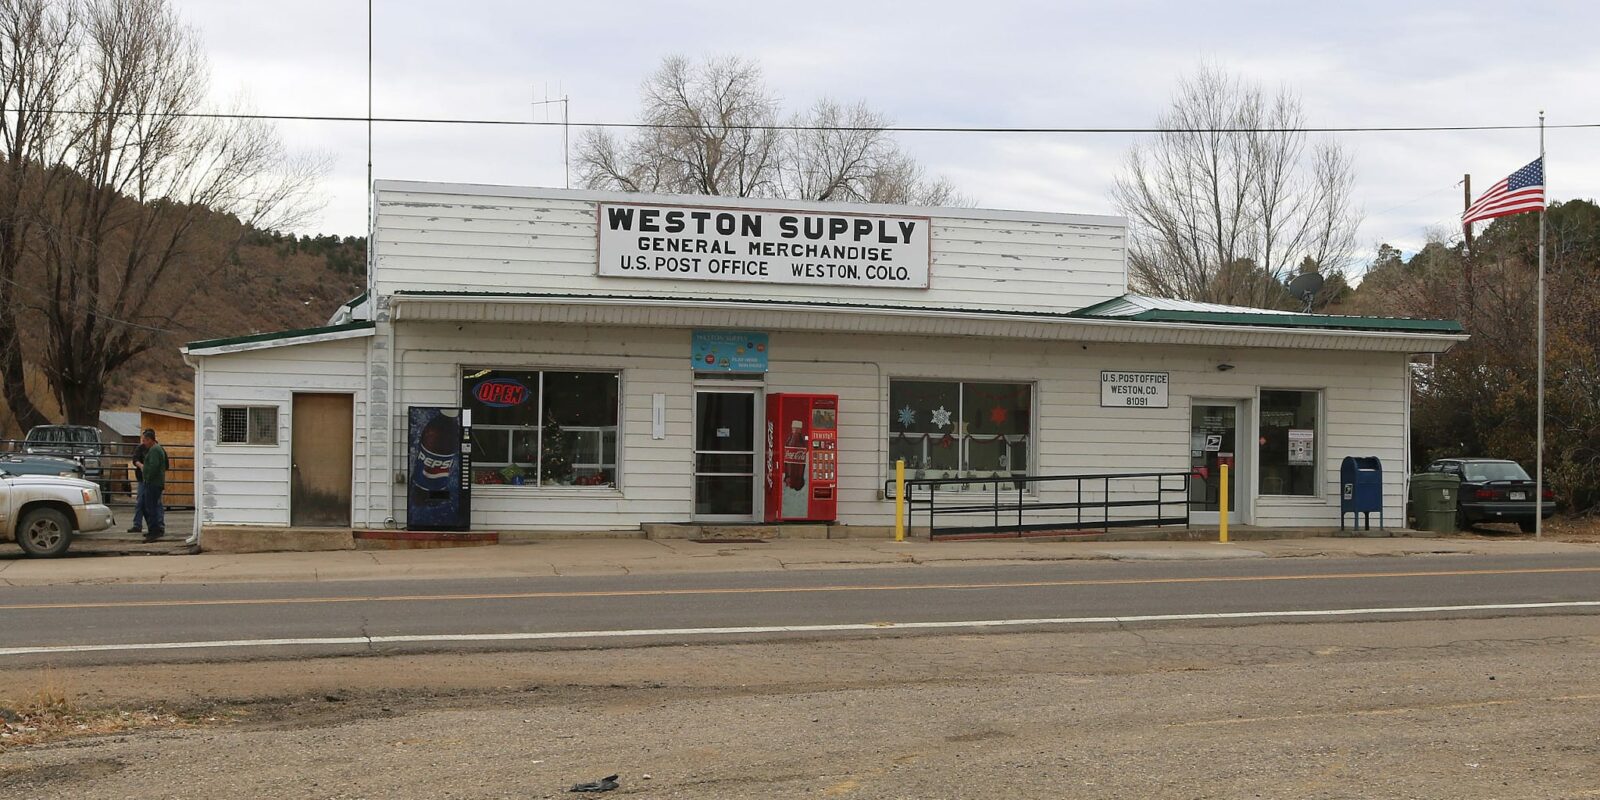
<box><xmin>1</xmin><ymin>231</ymin><xmax>365</xmax><ymax>437</ymax></box>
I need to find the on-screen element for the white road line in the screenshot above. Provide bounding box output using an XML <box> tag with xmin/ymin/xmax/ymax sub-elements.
<box><xmin>3</xmin><ymin>600</ymin><xmax>1598</xmax><ymax>657</ymax></box>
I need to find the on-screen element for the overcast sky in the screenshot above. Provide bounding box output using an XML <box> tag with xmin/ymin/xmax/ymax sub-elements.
<box><xmin>175</xmin><ymin>0</ymin><xmax>1596</xmax><ymax>272</ymax></box>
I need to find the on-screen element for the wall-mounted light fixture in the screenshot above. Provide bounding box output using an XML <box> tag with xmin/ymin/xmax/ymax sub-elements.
<box><xmin>1216</xmin><ymin>363</ymin><xmax>1235</xmax><ymax>372</ymax></box>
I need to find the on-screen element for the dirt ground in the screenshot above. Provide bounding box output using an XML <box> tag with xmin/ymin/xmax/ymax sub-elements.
<box><xmin>1457</xmin><ymin>514</ymin><xmax>1600</xmax><ymax>543</ymax></box>
<box><xmin>2</xmin><ymin>614</ymin><xmax>1599</xmax><ymax>799</ymax></box>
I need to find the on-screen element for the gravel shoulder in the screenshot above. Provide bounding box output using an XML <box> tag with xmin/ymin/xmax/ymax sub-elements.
<box><xmin>3</xmin><ymin>614</ymin><xmax>1599</xmax><ymax>798</ymax></box>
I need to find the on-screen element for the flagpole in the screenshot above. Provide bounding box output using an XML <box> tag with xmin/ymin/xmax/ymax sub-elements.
<box><xmin>1535</xmin><ymin>110</ymin><xmax>1546</xmax><ymax>539</ymax></box>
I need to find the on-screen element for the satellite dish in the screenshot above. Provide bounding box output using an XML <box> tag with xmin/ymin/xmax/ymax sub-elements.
<box><xmin>1287</xmin><ymin>272</ymin><xmax>1325</xmax><ymax>313</ymax></box>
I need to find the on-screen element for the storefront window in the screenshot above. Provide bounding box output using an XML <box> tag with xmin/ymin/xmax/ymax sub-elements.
<box><xmin>1258</xmin><ymin>389</ymin><xmax>1318</xmax><ymax>496</ymax></box>
<box><xmin>888</xmin><ymin>379</ymin><xmax>1030</xmax><ymax>481</ymax></box>
<box><xmin>462</xmin><ymin>369</ymin><xmax>619</xmax><ymax>488</ymax></box>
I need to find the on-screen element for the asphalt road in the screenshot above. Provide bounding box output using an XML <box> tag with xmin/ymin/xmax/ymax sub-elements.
<box><xmin>4</xmin><ymin>551</ymin><xmax>1598</xmax><ymax>664</ymax></box>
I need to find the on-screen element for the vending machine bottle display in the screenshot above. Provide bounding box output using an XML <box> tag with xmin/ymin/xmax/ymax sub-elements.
<box><xmin>406</xmin><ymin>406</ymin><xmax>473</xmax><ymax>531</ymax></box>
<box><xmin>764</xmin><ymin>393</ymin><xmax>838</xmax><ymax>522</ymax></box>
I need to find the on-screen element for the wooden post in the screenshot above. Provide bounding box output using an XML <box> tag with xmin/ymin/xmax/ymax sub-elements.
<box><xmin>1219</xmin><ymin>464</ymin><xmax>1230</xmax><ymax>543</ymax></box>
<box><xmin>894</xmin><ymin>459</ymin><xmax>906</xmax><ymax>542</ymax></box>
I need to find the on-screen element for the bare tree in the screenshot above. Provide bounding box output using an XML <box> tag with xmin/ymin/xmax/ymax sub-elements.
<box><xmin>0</xmin><ymin>0</ymin><xmax>77</xmax><ymax>430</ymax></box>
<box><xmin>778</xmin><ymin>99</ymin><xmax>959</xmax><ymax>206</ymax></box>
<box><xmin>578</xmin><ymin>56</ymin><xmax>780</xmax><ymax>197</ymax></box>
<box><xmin>1111</xmin><ymin>66</ymin><xmax>1359</xmax><ymax>307</ymax></box>
<box><xmin>0</xmin><ymin>0</ymin><xmax>321</xmax><ymax>426</ymax></box>
<box><xmin>579</xmin><ymin>56</ymin><xmax>960</xmax><ymax>205</ymax></box>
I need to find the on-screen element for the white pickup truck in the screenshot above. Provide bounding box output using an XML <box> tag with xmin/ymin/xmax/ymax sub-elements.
<box><xmin>0</xmin><ymin>467</ymin><xmax>114</xmax><ymax>557</ymax></box>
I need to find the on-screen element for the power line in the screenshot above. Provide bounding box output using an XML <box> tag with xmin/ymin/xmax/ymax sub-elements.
<box><xmin>14</xmin><ymin>107</ymin><xmax>1600</xmax><ymax>135</ymax></box>
<box><xmin>0</xmin><ymin>273</ymin><xmax>186</xmax><ymax>335</ymax></box>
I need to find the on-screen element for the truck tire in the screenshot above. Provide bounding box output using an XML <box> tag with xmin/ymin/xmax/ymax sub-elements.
<box><xmin>16</xmin><ymin>506</ymin><xmax>73</xmax><ymax>557</ymax></box>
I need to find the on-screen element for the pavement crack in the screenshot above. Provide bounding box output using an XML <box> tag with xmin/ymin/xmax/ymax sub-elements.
<box><xmin>1112</xmin><ymin>617</ymin><xmax>1155</xmax><ymax>650</ymax></box>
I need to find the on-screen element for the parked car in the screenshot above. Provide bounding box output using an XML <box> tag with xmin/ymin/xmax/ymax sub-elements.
<box><xmin>1420</xmin><ymin>458</ymin><xmax>1557</xmax><ymax>532</ymax></box>
<box><xmin>0</xmin><ymin>453</ymin><xmax>86</xmax><ymax>479</ymax></box>
<box><xmin>0</xmin><ymin>466</ymin><xmax>114</xmax><ymax>557</ymax></box>
<box><xmin>23</xmin><ymin>423</ymin><xmax>106</xmax><ymax>482</ymax></box>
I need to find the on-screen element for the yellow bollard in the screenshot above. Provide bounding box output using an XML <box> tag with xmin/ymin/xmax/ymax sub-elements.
<box><xmin>1219</xmin><ymin>463</ymin><xmax>1230</xmax><ymax>543</ymax></box>
<box><xmin>894</xmin><ymin>459</ymin><xmax>906</xmax><ymax>542</ymax></box>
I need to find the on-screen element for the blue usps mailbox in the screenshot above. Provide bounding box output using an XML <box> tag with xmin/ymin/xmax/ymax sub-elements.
<box><xmin>1340</xmin><ymin>456</ymin><xmax>1384</xmax><ymax>530</ymax></box>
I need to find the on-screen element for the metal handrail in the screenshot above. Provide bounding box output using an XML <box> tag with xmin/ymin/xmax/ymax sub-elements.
<box><xmin>884</xmin><ymin>470</ymin><xmax>1191</xmax><ymax>538</ymax></box>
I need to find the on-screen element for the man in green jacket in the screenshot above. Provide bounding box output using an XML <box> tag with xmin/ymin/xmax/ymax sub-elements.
<box><xmin>137</xmin><ymin>429</ymin><xmax>168</xmax><ymax>542</ymax></box>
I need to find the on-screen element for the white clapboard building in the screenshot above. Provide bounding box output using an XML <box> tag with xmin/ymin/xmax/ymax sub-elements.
<box><xmin>181</xmin><ymin>181</ymin><xmax>1464</xmax><ymax>545</ymax></box>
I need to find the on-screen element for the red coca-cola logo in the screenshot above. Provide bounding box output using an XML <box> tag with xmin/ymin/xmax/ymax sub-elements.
<box><xmin>474</xmin><ymin>378</ymin><xmax>529</xmax><ymax>407</ymax></box>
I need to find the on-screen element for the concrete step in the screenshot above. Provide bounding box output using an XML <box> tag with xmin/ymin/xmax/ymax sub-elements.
<box><xmin>352</xmin><ymin>530</ymin><xmax>498</xmax><ymax>550</ymax></box>
<box><xmin>641</xmin><ymin>523</ymin><xmax>836</xmax><ymax>541</ymax></box>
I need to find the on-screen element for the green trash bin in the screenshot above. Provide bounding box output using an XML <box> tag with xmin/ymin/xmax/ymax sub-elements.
<box><xmin>1410</xmin><ymin>472</ymin><xmax>1461</xmax><ymax>533</ymax></box>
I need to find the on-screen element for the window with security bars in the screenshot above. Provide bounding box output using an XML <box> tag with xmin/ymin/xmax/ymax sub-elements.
<box><xmin>219</xmin><ymin>406</ymin><xmax>278</xmax><ymax>445</ymax></box>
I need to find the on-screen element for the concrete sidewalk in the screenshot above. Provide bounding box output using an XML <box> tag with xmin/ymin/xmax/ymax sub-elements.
<box><xmin>1</xmin><ymin>534</ymin><xmax>1596</xmax><ymax>587</ymax></box>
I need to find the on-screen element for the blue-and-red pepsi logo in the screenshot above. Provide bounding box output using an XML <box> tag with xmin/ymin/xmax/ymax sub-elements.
<box><xmin>474</xmin><ymin>378</ymin><xmax>529</xmax><ymax>407</ymax></box>
<box><xmin>411</xmin><ymin>410</ymin><xmax>460</xmax><ymax>494</ymax></box>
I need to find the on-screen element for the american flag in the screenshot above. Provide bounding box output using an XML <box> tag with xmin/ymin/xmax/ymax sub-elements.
<box><xmin>1462</xmin><ymin>157</ymin><xmax>1545</xmax><ymax>225</ymax></box>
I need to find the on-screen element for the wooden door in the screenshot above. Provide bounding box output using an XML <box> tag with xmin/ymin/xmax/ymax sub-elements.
<box><xmin>291</xmin><ymin>393</ymin><xmax>353</xmax><ymax>527</ymax></box>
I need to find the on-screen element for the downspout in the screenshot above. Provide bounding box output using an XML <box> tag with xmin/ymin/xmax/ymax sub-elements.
<box><xmin>181</xmin><ymin>349</ymin><xmax>203</xmax><ymax>550</ymax></box>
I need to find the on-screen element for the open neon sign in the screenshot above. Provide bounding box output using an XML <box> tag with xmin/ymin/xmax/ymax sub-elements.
<box><xmin>473</xmin><ymin>378</ymin><xmax>529</xmax><ymax>407</ymax></box>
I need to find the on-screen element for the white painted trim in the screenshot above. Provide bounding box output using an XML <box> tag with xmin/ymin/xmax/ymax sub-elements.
<box><xmin>184</xmin><ymin>351</ymin><xmax>204</xmax><ymax>546</ymax></box>
<box><xmin>373</xmin><ymin>179</ymin><xmax>1126</xmax><ymax>228</ymax></box>
<box><xmin>184</xmin><ymin>326</ymin><xmax>376</xmax><ymax>357</ymax></box>
<box><xmin>1256</xmin><ymin>387</ymin><xmax>1326</xmax><ymax>500</ymax></box>
<box><xmin>389</xmin><ymin>294</ymin><xmax>1467</xmax><ymax>353</ymax></box>
<box><xmin>288</xmin><ymin>391</ymin><xmax>358</xmax><ymax>529</ymax></box>
<box><xmin>458</xmin><ymin>364</ymin><xmax>625</xmax><ymax>494</ymax></box>
<box><xmin>692</xmin><ymin>386</ymin><xmax>764</xmax><ymax>522</ymax></box>
<box><xmin>1189</xmin><ymin>398</ymin><xmax>1251</xmax><ymax>526</ymax></box>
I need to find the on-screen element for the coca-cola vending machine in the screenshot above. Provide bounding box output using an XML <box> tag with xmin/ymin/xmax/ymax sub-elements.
<box><xmin>764</xmin><ymin>393</ymin><xmax>838</xmax><ymax>522</ymax></box>
<box><xmin>407</xmin><ymin>406</ymin><xmax>472</xmax><ymax>531</ymax></box>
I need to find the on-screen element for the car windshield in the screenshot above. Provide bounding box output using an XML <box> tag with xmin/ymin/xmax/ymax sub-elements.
<box><xmin>1461</xmin><ymin>462</ymin><xmax>1530</xmax><ymax>482</ymax></box>
<box><xmin>27</xmin><ymin>427</ymin><xmax>96</xmax><ymax>444</ymax></box>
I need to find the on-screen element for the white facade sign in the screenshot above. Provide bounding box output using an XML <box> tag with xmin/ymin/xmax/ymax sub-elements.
<box><xmin>597</xmin><ymin>202</ymin><xmax>931</xmax><ymax>289</ymax></box>
<box><xmin>1100</xmin><ymin>371</ymin><xmax>1170</xmax><ymax>408</ymax></box>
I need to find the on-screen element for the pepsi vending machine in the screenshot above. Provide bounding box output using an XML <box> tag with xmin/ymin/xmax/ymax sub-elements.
<box><xmin>764</xmin><ymin>393</ymin><xmax>839</xmax><ymax>522</ymax></box>
<box><xmin>407</xmin><ymin>406</ymin><xmax>472</xmax><ymax>531</ymax></box>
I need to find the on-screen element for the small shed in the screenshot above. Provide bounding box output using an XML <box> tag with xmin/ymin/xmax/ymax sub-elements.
<box><xmin>98</xmin><ymin>410</ymin><xmax>143</xmax><ymax>445</ymax></box>
<box><xmin>140</xmin><ymin>406</ymin><xmax>195</xmax><ymax>509</ymax></box>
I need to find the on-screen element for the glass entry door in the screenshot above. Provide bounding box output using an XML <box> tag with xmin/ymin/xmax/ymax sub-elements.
<box><xmin>694</xmin><ymin>390</ymin><xmax>759</xmax><ymax>520</ymax></box>
<box><xmin>1189</xmin><ymin>402</ymin><xmax>1241</xmax><ymax>525</ymax></box>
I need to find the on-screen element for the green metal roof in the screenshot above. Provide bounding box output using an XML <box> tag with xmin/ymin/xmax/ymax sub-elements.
<box><xmin>1069</xmin><ymin>293</ymin><xmax>1464</xmax><ymax>334</ymax></box>
<box><xmin>1117</xmin><ymin>309</ymin><xmax>1465</xmax><ymax>334</ymax></box>
<box><xmin>392</xmin><ymin>290</ymin><xmax>1465</xmax><ymax>337</ymax></box>
<box><xmin>185</xmin><ymin>321</ymin><xmax>375</xmax><ymax>352</ymax></box>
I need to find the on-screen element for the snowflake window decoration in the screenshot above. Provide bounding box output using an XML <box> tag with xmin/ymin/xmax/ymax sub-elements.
<box><xmin>897</xmin><ymin>405</ymin><xmax>917</xmax><ymax>427</ymax></box>
<box><xmin>930</xmin><ymin>406</ymin><xmax>952</xmax><ymax>429</ymax></box>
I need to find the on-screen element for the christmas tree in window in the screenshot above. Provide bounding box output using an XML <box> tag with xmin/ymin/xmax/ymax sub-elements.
<box><xmin>541</xmin><ymin>413</ymin><xmax>573</xmax><ymax>486</ymax></box>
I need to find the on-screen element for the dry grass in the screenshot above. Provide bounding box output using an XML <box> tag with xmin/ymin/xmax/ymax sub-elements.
<box><xmin>1539</xmin><ymin>515</ymin><xmax>1600</xmax><ymax>543</ymax></box>
<box><xmin>0</xmin><ymin>669</ymin><xmax>205</xmax><ymax>751</ymax></box>
<box><xmin>1458</xmin><ymin>515</ymin><xmax>1600</xmax><ymax>543</ymax></box>
<box><xmin>0</xmin><ymin>364</ymin><xmax>63</xmax><ymax>438</ymax></box>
